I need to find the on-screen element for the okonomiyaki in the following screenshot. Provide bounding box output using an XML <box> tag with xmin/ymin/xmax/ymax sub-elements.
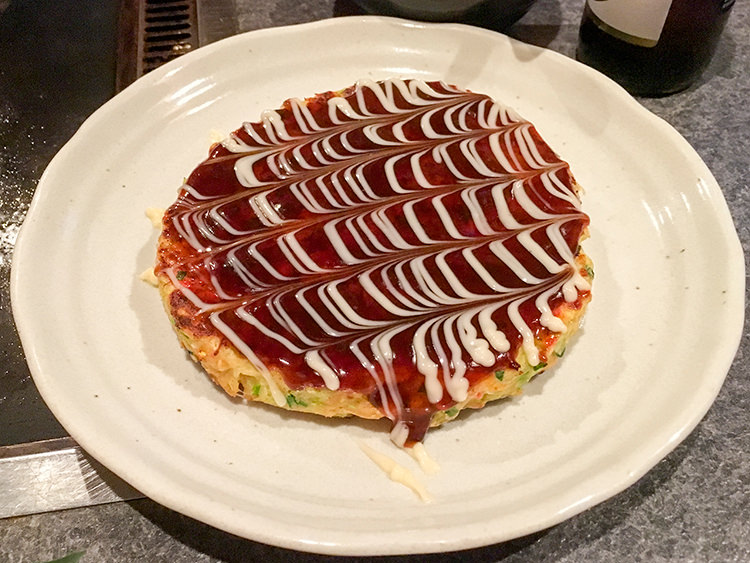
<box><xmin>154</xmin><ymin>78</ymin><xmax>593</xmax><ymax>446</ymax></box>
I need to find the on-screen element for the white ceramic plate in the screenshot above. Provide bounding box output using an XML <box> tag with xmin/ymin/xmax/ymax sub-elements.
<box><xmin>12</xmin><ymin>17</ymin><xmax>744</xmax><ymax>555</ymax></box>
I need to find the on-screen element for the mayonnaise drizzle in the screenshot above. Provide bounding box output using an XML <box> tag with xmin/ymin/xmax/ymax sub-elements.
<box><xmin>163</xmin><ymin>79</ymin><xmax>591</xmax><ymax>433</ymax></box>
<box><xmin>358</xmin><ymin>441</ymin><xmax>433</xmax><ymax>502</ymax></box>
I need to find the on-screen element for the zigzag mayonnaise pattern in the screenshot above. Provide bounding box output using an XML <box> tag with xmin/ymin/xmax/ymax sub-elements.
<box><xmin>161</xmin><ymin>79</ymin><xmax>591</xmax><ymax>445</ymax></box>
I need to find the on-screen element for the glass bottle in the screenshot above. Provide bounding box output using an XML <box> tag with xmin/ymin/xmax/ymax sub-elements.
<box><xmin>576</xmin><ymin>0</ymin><xmax>735</xmax><ymax>97</ymax></box>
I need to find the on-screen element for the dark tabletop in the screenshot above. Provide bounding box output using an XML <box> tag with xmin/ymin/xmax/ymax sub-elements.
<box><xmin>0</xmin><ymin>0</ymin><xmax>119</xmax><ymax>446</ymax></box>
<box><xmin>0</xmin><ymin>0</ymin><xmax>748</xmax><ymax>561</ymax></box>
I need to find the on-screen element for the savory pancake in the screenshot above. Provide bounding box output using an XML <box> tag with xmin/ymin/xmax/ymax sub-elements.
<box><xmin>155</xmin><ymin>78</ymin><xmax>592</xmax><ymax>446</ymax></box>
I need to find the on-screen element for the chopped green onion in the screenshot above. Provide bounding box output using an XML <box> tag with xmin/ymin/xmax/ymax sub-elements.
<box><xmin>176</xmin><ymin>270</ymin><xmax>187</xmax><ymax>280</ymax></box>
<box><xmin>495</xmin><ymin>370</ymin><xmax>505</xmax><ymax>381</ymax></box>
<box><xmin>532</xmin><ymin>362</ymin><xmax>547</xmax><ymax>371</ymax></box>
<box><xmin>445</xmin><ymin>407</ymin><xmax>458</xmax><ymax>417</ymax></box>
<box><xmin>286</xmin><ymin>393</ymin><xmax>307</xmax><ymax>407</ymax></box>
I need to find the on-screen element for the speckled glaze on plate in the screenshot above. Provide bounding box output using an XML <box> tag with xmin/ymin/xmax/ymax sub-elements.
<box><xmin>11</xmin><ymin>17</ymin><xmax>744</xmax><ymax>555</ymax></box>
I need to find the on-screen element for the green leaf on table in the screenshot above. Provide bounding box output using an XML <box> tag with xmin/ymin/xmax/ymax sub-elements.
<box><xmin>44</xmin><ymin>552</ymin><xmax>86</xmax><ymax>563</ymax></box>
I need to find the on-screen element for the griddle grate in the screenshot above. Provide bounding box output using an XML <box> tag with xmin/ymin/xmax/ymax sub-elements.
<box><xmin>116</xmin><ymin>0</ymin><xmax>199</xmax><ymax>91</ymax></box>
<box><xmin>142</xmin><ymin>0</ymin><xmax>197</xmax><ymax>72</ymax></box>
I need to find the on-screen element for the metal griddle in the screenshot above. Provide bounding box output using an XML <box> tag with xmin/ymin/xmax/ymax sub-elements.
<box><xmin>0</xmin><ymin>0</ymin><xmax>238</xmax><ymax>519</ymax></box>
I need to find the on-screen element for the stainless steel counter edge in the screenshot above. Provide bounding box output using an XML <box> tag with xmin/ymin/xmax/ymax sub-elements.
<box><xmin>0</xmin><ymin>438</ymin><xmax>142</xmax><ymax>519</ymax></box>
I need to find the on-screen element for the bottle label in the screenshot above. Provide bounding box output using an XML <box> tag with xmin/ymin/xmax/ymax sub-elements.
<box><xmin>587</xmin><ymin>0</ymin><xmax>674</xmax><ymax>47</ymax></box>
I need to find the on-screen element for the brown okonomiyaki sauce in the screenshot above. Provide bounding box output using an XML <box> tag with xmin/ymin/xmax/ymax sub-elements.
<box><xmin>156</xmin><ymin>79</ymin><xmax>592</xmax><ymax>446</ymax></box>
